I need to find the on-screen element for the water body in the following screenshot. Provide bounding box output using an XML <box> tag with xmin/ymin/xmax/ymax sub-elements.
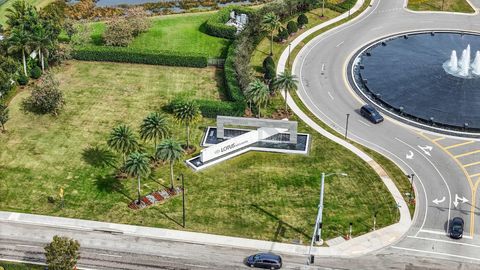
<box><xmin>355</xmin><ymin>32</ymin><xmax>480</xmax><ymax>131</ymax></box>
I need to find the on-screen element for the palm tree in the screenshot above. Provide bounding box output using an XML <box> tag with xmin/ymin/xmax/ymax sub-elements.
<box><xmin>5</xmin><ymin>0</ymin><xmax>28</xmax><ymax>30</ymax></box>
<box><xmin>139</xmin><ymin>112</ymin><xmax>169</xmax><ymax>149</ymax></box>
<box><xmin>32</xmin><ymin>22</ymin><xmax>52</xmax><ymax>72</ymax></box>
<box><xmin>172</xmin><ymin>100</ymin><xmax>200</xmax><ymax>150</ymax></box>
<box><xmin>124</xmin><ymin>152</ymin><xmax>150</xmax><ymax>204</ymax></box>
<box><xmin>274</xmin><ymin>71</ymin><xmax>298</xmax><ymax>115</ymax></box>
<box><xmin>156</xmin><ymin>139</ymin><xmax>184</xmax><ymax>189</ymax></box>
<box><xmin>107</xmin><ymin>124</ymin><xmax>139</xmax><ymax>166</ymax></box>
<box><xmin>7</xmin><ymin>27</ymin><xmax>31</xmax><ymax>76</ymax></box>
<box><xmin>261</xmin><ymin>12</ymin><xmax>281</xmax><ymax>56</ymax></box>
<box><xmin>246</xmin><ymin>79</ymin><xmax>270</xmax><ymax>118</ymax></box>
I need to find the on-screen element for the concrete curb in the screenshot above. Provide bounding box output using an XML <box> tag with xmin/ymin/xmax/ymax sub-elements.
<box><xmin>276</xmin><ymin>0</ymin><xmax>412</xmax><ymax>255</ymax></box>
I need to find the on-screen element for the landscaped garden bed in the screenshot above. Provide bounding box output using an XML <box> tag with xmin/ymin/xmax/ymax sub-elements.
<box><xmin>407</xmin><ymin>0</ymin><xmax>474</xmax><ymax>13</ymax></box>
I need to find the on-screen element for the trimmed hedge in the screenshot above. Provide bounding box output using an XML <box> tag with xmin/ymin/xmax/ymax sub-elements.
<box><xmin>204</xmin><ymin>6</ymin><xmax>255</xmax><ymax>39</ymax></box>
<box><xmin>72</xmin><ymin>46</ymin><xmax>208</xmax><ymax>68</ymax></box>
<box><xmin>196</xmin><ymin>99</ymin><xmax>244</xmax><ymax>117</ymax></box>
<box><xmin>326</xmin><ymin>0</ymin><xmax>357</xmax><ymax>13</ymax></box>
<box><xmin>224</xmin><ymin>45</ymin><xmax>245</xmax><ymax>103</ymax></box>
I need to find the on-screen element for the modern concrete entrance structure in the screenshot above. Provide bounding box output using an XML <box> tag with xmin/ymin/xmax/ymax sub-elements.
<box><xmin>186</xmin><ymin>116</ymin><xmax>310</xmax><ymax>171</ymax></box>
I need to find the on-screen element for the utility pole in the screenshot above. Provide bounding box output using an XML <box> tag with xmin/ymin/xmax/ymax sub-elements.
<box><xmin>344</xmin><ymin>113</ymin><xmax>350</xmax><ymax>140</ymax></box>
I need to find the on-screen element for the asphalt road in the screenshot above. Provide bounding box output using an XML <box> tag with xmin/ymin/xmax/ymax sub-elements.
<box><xmin>293</xmin><ymin>0</ymin><xmax>480</xmax><ymax>264</ymax></box>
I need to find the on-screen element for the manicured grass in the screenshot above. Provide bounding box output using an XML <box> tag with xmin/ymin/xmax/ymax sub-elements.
<box><xmin>250</xmin><ymin>8</ymin><xmax>341</xmax><ymax>75</ymax></box>
<box><xmin>88</xmin><ymin>12</ymin><xmax>231</xmax><ymax>58</ymax></box>
<box><xmin>0</xmin><ymin>60</ymin><xmax>398</xmax><ymax>243</ymax></box>
<box><xmin>407</xmin><ymin>0</ymin><xmax>474</xmax><ymax>13</ymax></box>
<box><xmin>0</xmin><ymin>0</ymin><xmax>53</xmax><ymax>24</ymax></box>
<box><xmin>0</xmin><ymin>262</ymin><xmax>44</xmax><ymax>270</ymax></box>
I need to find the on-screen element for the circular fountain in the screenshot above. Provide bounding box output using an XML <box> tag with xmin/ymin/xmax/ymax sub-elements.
<box><xmin>350</xmin><ymin>31</ymin><xmax>480</xmax><ymax>135</ymax></box>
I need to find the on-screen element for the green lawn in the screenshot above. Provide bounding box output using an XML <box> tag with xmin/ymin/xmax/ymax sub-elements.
<box><xmin>88</xmin><ymin>12</ymin><xmax>231</xmax><ymax>58</ymax></box>
<box><xmin>0</xmin><ymin>60</ymin><xmax>398</xmax><ymax>243</ymax></box>
<box><xmin>407</xmin><ymin>0</ymin><xmax>475</xmax><ymax>12</ymax></box>
<box><xmin>0</xmin><ymin>0</ymin><xmax>53</xmax><ymax>25</ymax></box>
<box><xmin>0</xmin><ymin>262</ymin><xmax>44</xmax><ymax>270</ymax></box>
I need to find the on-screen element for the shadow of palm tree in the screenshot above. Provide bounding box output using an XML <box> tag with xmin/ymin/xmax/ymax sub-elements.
<box><xmin>82</xmin><ymin>146</ymin><xmax>118</xmax><ymax>169</ymax></box>
<box><xmin>94</xmin><ymin>175</ymin><xmax>133</xmax><ymax>202</ymax></box>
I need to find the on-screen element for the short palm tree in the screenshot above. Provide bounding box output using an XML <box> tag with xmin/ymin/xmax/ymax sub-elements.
<box><xmin>274</xmin><ymin>71</ymin><xmax>298</xmax><ymax>115</ymax></box>
<box><xmin>172</xmin><ymin>100</ymin><xmax>201</xmax><ymax>149</ymax></box>
<box><xmin>261</xmin><ymin>12</ymin><xmax>281</xmax><ymax>56</ymax></box>
<box><xmin>139</xmin><ymin>112</ymin><xmax>169</xmax><ymax>150</ymax></box>
<box><xmin>124</xmin><ymin>152</ymin><xmax>150</xmax><ymax>204</ymax></box>
<box><xmin>107</xmin><ymin>124</ymin><xmax>139</xmax><ymax>166</ymax></box>
<box><xmin>156</xmin><ymin>139</ymin><xmax>184</xmax><ymax>189</ymax></box>
<box><xmin>246</xmin><ymin>79</ymin><xmax>270</xmax><ymax>118</ymax></box>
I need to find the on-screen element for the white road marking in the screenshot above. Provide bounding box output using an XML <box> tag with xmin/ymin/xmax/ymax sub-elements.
<box><xmin>184</xmin><ymin>264</ymin><xmax>210</xmax><ymax>268</ymax></box>
<box><xmin>392</xmin><ymin>246</ymin><xmax>480</xmax><ymax>261</ymax></box>
<box><xmin>395</xmin><ymin>137</ymin><xmax>452</xmax><ymax>235</ymax></box>
<box><xmin>371</xmin><ymin>26</ymin><xmax>382</xmax><ymax>31</ymax></box>
<box><xmin>358</xmin><ymin>119</ymin><xmax>371</xmax><ymax>127</ymax></box>
<box><xmin>98</xmin><ymin>253</ymin><xmax>122</xmax><ymax>258</ymax></box>
<box><xmin>327</xmin><ymin>91</ymin><xmax>334</xmax><ymax>100</ymax></box>
<box><xmin>419</xmin><ymin>229</ymin><xmax>446</xmax><ymax>236</ymax></box>
<box><xmin>15</xmin><ymin>244</ymin><xmax>37</xmax><ymax>248</ymax></box>
<box><xmin>432</xmin><ymin>197</ymin><xmax>445</xmax><ymax>205</ymax></box>
<box><xmin>406</xmin><ymin>150</ymin><xmax>414</xmax><ymax>159</ymax></box>
<box><xmin>453</xmin><ymin>194</ymin><xmax>468</xmax><ymax>208</ymax></box>
<box><xmin>335</xmin><ymin>41</ymin><xmax>344</xmax><ymax>47</ymax></box>
<box><xmin>321</xmin><ymin>64</ymin><xmax>325</xmax><ymax>71</ymax></box>
<box><xmin>406</xmin><ymin>236</ymin><xmax>480</xmax><ymax>247</ymax></box>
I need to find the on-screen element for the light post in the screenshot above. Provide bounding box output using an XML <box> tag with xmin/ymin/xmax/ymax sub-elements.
<box><xmin>344</xmin><ymin>113</ymin><xmax>350</xmax><ymax>140</ymax></box>
<box><xmin>177</xmin><ymin>174</ymin><xmax>186</xmax><ymax>228</ymax></box>
<box><xmin>407</xmin><ymin>173</ymin><xmax>415</xmax><ymax>201</ymax></box>
<box><xmin>322</xmin><ymin>0</ymin><xmax>325</xmax><ymax>17</ymax></box>
<box><xmin>288</xmin><ymin>42</ymin><xmax>292</xmax><ymax>68</ymax></box>
<box><xmin>307</xmin><ymin>172</ymin><xmax>348</xmax><ymax>265</ymax></box>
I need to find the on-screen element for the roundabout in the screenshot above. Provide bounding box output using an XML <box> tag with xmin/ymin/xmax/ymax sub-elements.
<box><xmin>287</xmin><ymin>0</ymin><xmax>480</xmax><ymax>266</ymax></box>
<box><xmin>351</xmin><ymin>31</ymin><xmax>480</xmax><ymax>134</ymax></box>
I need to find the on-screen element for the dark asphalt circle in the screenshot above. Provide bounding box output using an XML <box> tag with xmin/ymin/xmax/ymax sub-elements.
<box><xmin>354</xmin><ymin>32</ymin><xmax>480</xmax><ymax>131</ymax></box>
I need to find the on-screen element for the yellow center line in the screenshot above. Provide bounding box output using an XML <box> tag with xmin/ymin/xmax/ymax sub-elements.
<box><xmin>417</xmin><ymin>132</ymin><xmax>475</xmax><ymax>238</ymax></box>
<box><xmin>464</xmin><ymin>161</ymin><xmax>480</xmax><ymax>168</ymax></box>
<box><xmin>470</xmin><ymin>173</ymin><xmax>480</xmax><ymax>178</ymax></box>
<box><xmin>454</xmin><ymin>149</ymin><xmax>480</xmax><ymax>159</ymax></box>
<box><xmin>444</xmin><ymin>140</ymin><xmax>475</xmax><ymax>150</ymax></box>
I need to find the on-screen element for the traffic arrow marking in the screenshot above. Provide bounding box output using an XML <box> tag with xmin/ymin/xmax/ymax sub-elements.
<box><xmin>453</xmin><ymin>194</ymin><xmax>468</xmax><ymax>208</ymax></box>
<box><xmin>432</xmin><ymin>197</ymin><xmax>445</xmax><ymax>205</ymax></box>
<box><xmin>406</xmin><ymin>151</ymin><xmax>414</xmax><ymax>160</ymax></box>
<box><xmin>418</xmin><ymin>145</ymin><xmax>433</xmax><ymax>156</ymax></box>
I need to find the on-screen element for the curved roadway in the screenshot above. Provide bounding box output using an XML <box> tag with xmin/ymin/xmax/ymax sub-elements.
<box><xmin>294</xmin><ymin>0</ymin><xmax>480</xmax><ymax>263</ymax></box>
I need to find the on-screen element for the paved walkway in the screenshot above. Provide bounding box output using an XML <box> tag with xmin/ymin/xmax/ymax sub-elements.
<box><xmin>0</xmin><ymin>0</ymin><xmax>412</xmax><ymax>263</ymax></box>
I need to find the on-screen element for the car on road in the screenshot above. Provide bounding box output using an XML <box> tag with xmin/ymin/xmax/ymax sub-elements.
<box><xmin>450</xmin><ymin>217</ymin><xmax>464</xmax><ymax>239</ymax></box>
<box><xmin>245</xmin><ymin>253</ymin><xmax>282</xmax><ymax>269</ymax></box>
<box><xmin>360</xmin><ymin>104</ymin><xmax>384</xmax><ymax>124</ymax></box>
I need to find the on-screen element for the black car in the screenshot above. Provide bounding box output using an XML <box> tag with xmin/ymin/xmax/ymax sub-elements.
<box><xmin>360</xmin><ymin>104</ymin><xmax>384</xmax><ymax>124</ymax></box>
<box><xmin>245</xmin><ymin>253</ymin><xmax>282</xmax><ymax>269</ymax></box>
<box><xmin>450</xmin><ymin>217</ymin><xmax>464</xmax><ymax>239</ymax></box>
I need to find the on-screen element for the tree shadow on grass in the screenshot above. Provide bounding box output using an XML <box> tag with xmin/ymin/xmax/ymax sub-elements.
<box><xmin>250</xmin><ymin>204</ymin><xmax>310</xmax><ymax>240</ymax></box>
<box><xmin>94</xmin><ymin>175</ymin><xmax>133</xmax><ymax>202</ymax></box>
<box><xmin>82</xmin><ymin>146</ymin><xmax>118</xmax><ymax>169</ymax></box>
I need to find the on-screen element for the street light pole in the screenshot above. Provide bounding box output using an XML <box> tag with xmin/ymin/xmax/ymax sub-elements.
<box><xmin>409</xmin><ymin>173</ymin><xmax>415</xmax><ymax>200</ymax></box>
<box><xmin>177</xmin><ymin>174</ymin><xmax>186</xmax><ymax>228</ymax></box>
<box><xmin>322</xmin><ymin>0</ymin><xmax>325</xmax><ymax>17</ymax></box>
<box><xmin>288</xmin><ymin>43</ymin><xmax>292</xmax><ymax>68</ymax></box>
<box><xmin>307</xmin><ymin>172</ymin><xmax>347</xmax><ymax>265</ymax></box>
<box><xmin>344</xmin><ymin>113</ymin><xmax>350</xmax><ymax>140</ymax></box>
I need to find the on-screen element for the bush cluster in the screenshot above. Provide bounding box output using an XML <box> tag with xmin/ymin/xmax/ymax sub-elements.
<box><xmin>23</xmin><ymin>74</ymin><xmax>65</xmax><ymax>116</ymax></box>
<box><xmin>263</xmin><ymin>56</ymin><xmax>276</xmax><ymax>82</ymax></box>
<box><xmin>30</xmin><ymin>66</ymin><xmax>42</xmax><ymax>79</ymax></box>
<box><xmin>276</xmin><ymin>27</ymin><xmax>289</xmax><ymax>42</ymax></box>
<box><xmin>204</xmin><ymin>6</ymin><xmax>255</xmax><ymax>39</ymax></box>
<box><xmin>325</xmin><ymin>0</ymin><xmax>356</xmax><ymax>13</ymax></box>
<box><xmin>297</xmin><ymin>13</ymin><xmax>308</xmax><ymax>27</ymax></box>
<box><xmin>195</xmin><ymin>99</ymin><xmax>244</xmax><ymax>117</ymax></box>
<box><xmin>287</xmin><ymin>20</ymin><xmax>298</xmax><ymax>35</ymax></box>
<box><xmin>103</xmin><ymin>7</ymin><xmax>151</xmax><ymax>47</ymax></box>
<box><xmin>224</xmin><ymin>45</ymin><xmax>246</xmax><ymax>103</ymax></box>
<box><xmin>72</xmin><ymin>46</ymin><xmax>208</xmax><ymax>67</ymax></box>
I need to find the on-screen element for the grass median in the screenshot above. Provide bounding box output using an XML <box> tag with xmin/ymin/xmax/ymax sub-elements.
<box><xmin>407</xmin><ymin>0</ymin><xmax>475</xmax><ymax>13</ymax></box>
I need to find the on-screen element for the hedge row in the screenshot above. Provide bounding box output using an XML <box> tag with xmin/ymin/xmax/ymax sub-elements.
<box><xmin>72</xmin><ymin>46</ymin><xmax>208</xmax><ymax>68</ymax></box>
<box><xmin>196</xmin><ymin>99</ymin><xmax>244</xmax><ymax>117</ymax></box>
<box><xmin>326</xmin><ymin>0</ymin><xmax>357</xmax><ymax>13</ymax></box>
<box><xmin>204</xmin><ymin>6</ymin><xmax>255</xmax><ymax>39</ymax></box>
<box><xmin>224</xmin><ymin>45</ymin><xmax>245</xmax><ymax>103</ymax></box>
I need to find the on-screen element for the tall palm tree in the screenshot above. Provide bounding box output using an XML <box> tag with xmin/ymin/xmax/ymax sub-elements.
<box><xmin>32</xmin><ymin>22</ymin><xmax>52</xmax><ymax>72</ymax></box>
<box><xmin>156</xmin><ymin>139</ymin><xmax>184</xmax><ymax>189</ymax></box>
<box><xmin>139</xmin><ymin>112</ymin><xmax>169</xmax><ymax>150</ymax></box>
<box><xmin>172</xmin><ymin>100</ymin><xmax>200</xmax><ymax>149</ymax></box>
<box><xmin>246</xmin><ymin>79</ymin><xmax>270</xmax><ymax>118</ymax></box>
<box><xmin>107</xmin><ymin>124</ymin><xmax>139</xmax><ymax>166</ymax></box>
<box><xmin>5</xmin><ymin>0</ymin><xmax>28</xmax><ymax>30</ymax></box>
<box><xmin>261</xmin><ymin>12</ymin><xmax>281</xmax><ymax>56</ymax></box>
<box><xmin>274</xmin><ymin>71</ymin><xmax>298</xmax><ymax>115</ymax></box>
<box><xmin>124</xmin><ymin>152</ymin><xmax>150</xmax><ymax>204</ymax></box>
<box><xmin>7</xmin><ymin>27</ymin><xmax>31</xmax><ymax>76</ymax></box>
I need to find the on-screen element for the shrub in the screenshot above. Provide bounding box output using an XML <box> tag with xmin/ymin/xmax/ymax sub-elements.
<box><xmin>23</xmin><ymin>74</ymin><xmax>65</xmax><ymax>115</ymax></box>
<box><xmin>195</xmin><ymin>99</ymin><xmax>244</xmax><ymax>118</ymax></box>
<box><xmin>287</xmin><ymin>21</ymin><xmax>298</xmax><ymax>35</ymax></box>
<box><xmin>30</xmin><ymin>66</ymin><xmax>42</xmax><ymax>79</ymax></box>
<box><xmin>224</xmin><ymin>45</ymin><xmax>245</xmax><ymax>102</ymax></box>
<box><xmin>72</xmin><ymin>46</ymin><xmax>208</xmax><ymax>67</ymax></box>
<box><xmin>264</xmin><ymin>64</ymin><xmax>276</xmax><ymax>82</ymax></box>
<box><xmin>297</xmin><ymin>13</ymin><xmax>308</xmax><ymax>28</ymax></box>
<box><xmin>18</xmin><ymin>74</ymin><xmax>29</xmax><ymax>85</ymax></box>
<box><xmin>277</xmin><ymin>27</ymin><xmax>289</xmax><ymax>42</ymax></box>
<box><xmin>262</xmin><ymin>55</ymin><xmax>275</xmax><ymax>71</ymax></box>
<box><xmin>45</xmin><ymin>236</ymin><xmax>80</xmax><ymax>270</ymax></box>
<box><xmin>126</xmin><ymin>7</ymin><xmax>151</xmax><ymax>36</ymax></box>
<box><xmin>103</xmin><ymin>17</ymin><xmax>135</xmax><ymax>46</ymax></box>
<box><xmin>204</xmin><ymin>6</ymin><xmax>255</xmax><ymax>39</ymax></box>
